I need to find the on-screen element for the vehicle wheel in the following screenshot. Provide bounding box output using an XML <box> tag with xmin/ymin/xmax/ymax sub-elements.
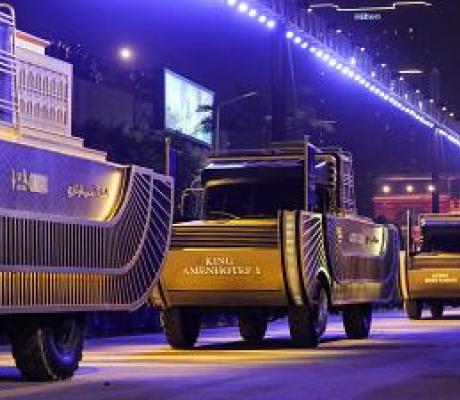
<box><xmin>288</xmin><ymin>286</ymin><xmax>328</xmax><ymax>348</ymax></box>
<box><xmin>8</xmin><ymin>314</ymin><xmax>86</xmax><ymax>381</ymax></box>
<box><xmin>404</xmin><ymin>300</ymin><xmax>423</xmax><ymax>320</ymax></box>
<box><xmin>161</xmin><ymin>307</ymin><xmax>201</xmax><ymax>349</ymax></box>
<box><xmin>430</xmin><ymin>302</ymin><xmax>444</xmax><ymax>319</ymax></box>
<box><xmin>238</xmin><ymin>312</ymin><xmax>268</xmax><ymax>344</ymax></box>
<box><xmin>317</xmin><ymin>287</ymin><xmax>329</xmax><ymax>337</ymax></box>
<box><xmin>342</xmin><ymin>304</ymin><xmax>372</xmax><ymax>340</ymax></box>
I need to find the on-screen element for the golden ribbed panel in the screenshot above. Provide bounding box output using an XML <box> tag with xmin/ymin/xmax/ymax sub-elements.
<box><xmin>0</xmin><ymin>167</ymin><xmax>173</xmax><ymax>313</ymax></box>
<box><xmin>172</xmin><ymin>223</ymin><xmax>278</xmax><ymax>248</ymax></box>
<box><xmin>300</xmin><ymin>213</ymin><xmax>329</xmax><ymax>297</ymax></box>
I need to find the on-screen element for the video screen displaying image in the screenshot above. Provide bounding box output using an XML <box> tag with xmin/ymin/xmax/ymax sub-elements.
<box><xmin>165</xmin><ymin>69</ymin><xmax>214</xmax><ymax>145</ymax></box>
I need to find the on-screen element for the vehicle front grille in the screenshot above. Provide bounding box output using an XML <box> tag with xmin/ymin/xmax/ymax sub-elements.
<box><xmin>172</xmin><ymin>222</ymin><xmax>279</xmax><ymax>248</ymax></box>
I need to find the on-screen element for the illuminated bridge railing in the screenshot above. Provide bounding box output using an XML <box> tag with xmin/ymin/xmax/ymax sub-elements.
<box><xmin>225</xmin><ymin>0</ymin><xmax>460</xmax><ymax>147</ymax></box>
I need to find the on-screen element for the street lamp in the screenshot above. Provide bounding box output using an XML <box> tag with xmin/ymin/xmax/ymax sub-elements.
<box><xmin>118</xmin><ymin>47</ymin><xmax>134</xmax><ymax>62</ymax></box>
<box><xmin>215</xmin><ymin>91</ymin><xmax>258</xmax><ymax>154</ymax></box>
<box><xmin>118</xmin><ymin>46</ymin><xmax>137</xmax><ymax>130</ymax></box>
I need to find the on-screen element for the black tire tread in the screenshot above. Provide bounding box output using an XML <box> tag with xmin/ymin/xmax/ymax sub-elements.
<box><xmin>162</xmin><ymin>308</ymin><xmax>201</xmax><ymax>349</ymax></box>
<box><xmin>405</xmin><ymin>300</ymin><xmax>423</xmax><ymax>320</ymax></box>
<box><xmin>288</xmin><ymin>306</ymin><xmax>320</xmax><ymax>348</ymax></box>
<box><xmin>9</xmin><ymin>315</ymin><xmax>84</xmax><ymax>381</ymax></box>
<box><xmin>343</xmin><ymin>304</ymin><xmax>372</xmax><ymax>340</ymax></box>
<box><xmin>238</xmin><ymin>314</ymin><xmax>268</xmax><ymax>344</ymax></box>
<box><xmin>430</xmin><ymin>302</ymin><xmax>444</xmax><ymax>319</ymax></box>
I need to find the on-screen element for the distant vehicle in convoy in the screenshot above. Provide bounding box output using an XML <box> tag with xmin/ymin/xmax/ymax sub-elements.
<box><xmin>153</xmin><ymin>139</ymin><xmax>400</xmax><ymax>349</ymax></box>
<box><xmin>0</xmin><ymin>5</ymin><xmax>173</xmax><ymax>381</ymax></box>
<box><xmin>401</xmin><ymin>213</ymin><xmax>460</xmax><ymax>320</ymax></box>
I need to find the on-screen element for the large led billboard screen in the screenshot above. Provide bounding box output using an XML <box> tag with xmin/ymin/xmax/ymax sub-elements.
<box><xmin>164</xmin><ymin>69</ymin><xmax>214</xmax><ymax>145</ymax></box>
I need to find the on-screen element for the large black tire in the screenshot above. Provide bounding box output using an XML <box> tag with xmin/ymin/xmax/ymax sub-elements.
<box><xmin>343</xmin><ymin>304</ymin><xmax>372</xmax><ymax>340</ymax></box>
<box><xmin>288</xmin><ymin>286</ymin><xmax>328</xmax><ymax>348</ymax></box>
<box><xmin>430</xmin><ymin>302</ymin><xmax>444</xmax><ymax>319</ymax></box>
<box><xmin>238</xmin><ymin>312</ymin><xmax>268</xmax><ymax>344</ymax></box>
<box><xmin>8</xmin><ymin>314</ymin><xmax>86</xmax><ymax>381</ymax></box>
<box><xmin>405</xmin><ymin>300</ymin><xmax>423</xmax><ymax>320</ymax></box>
<box><xmin>161</xmin><ymin>308</ymin><xmax>201</xmax><ymax>349</ymax></box>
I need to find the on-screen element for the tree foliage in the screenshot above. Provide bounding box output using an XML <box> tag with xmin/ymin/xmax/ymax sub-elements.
<box><xmin>76</xmin><ymin>120</ymin><xmax>209</xmax><ymax>217</ymax></box>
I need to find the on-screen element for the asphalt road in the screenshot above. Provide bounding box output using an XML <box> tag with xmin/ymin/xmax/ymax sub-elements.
<box><xmin>0</xmin><ymin>310</ymin><xmax>460</xmax><ymax>400</ymax></box>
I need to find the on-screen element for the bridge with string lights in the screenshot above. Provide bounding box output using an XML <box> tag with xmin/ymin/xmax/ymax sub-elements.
<box><xmin>225</xmin><ymin>0</ymin><xmax>460</xmax><ymax>148</ymax></box>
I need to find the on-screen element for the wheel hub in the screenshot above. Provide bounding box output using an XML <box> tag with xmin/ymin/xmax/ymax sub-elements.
<box><xmin>51</xmin><ymin>318</ymin><xmax>80</xmax><ymax>359</ymax></box>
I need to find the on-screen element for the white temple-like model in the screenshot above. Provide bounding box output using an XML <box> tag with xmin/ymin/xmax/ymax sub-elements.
<box><xmin>1</xmin><ymin>23</ymin><xmax>106</xmax><ymax>160</ymax></box>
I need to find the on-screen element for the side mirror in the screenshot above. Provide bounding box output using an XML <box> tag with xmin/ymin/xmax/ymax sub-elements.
<box><xmin>179</xmin><ymin>188</ymin><xmax>204</xmax><ymax>221</ymax></box>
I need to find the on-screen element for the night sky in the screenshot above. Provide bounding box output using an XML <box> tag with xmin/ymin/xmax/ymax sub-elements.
<box><xmin>311</xmin><ymin>1</ymin><xmax>460</xmax><ymax>113</ymax></box>
<box><xmin>9</xmin><ymin>0</ymin><xmax>272</xmax><ymax>101</ymax></box>
<box><xmin>8</xmin><ymin>0</ymin><xmax>460</xmax><ymax>214</ymax></box>
<box><xmin>8</xmin><ymin>1</ymin><xmax>460</xmax><ymax>107</ymax></box>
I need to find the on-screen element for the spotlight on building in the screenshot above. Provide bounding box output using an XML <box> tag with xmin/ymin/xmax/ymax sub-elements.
<box><xmin>382</xmin><ymin>185</ymin><xmax>391</xmax><ymax>194</ymax></box>
<box><xmin>406</xmin><ymin>185</ymin><xmax>414</xmax><ymax>193</ymax></box>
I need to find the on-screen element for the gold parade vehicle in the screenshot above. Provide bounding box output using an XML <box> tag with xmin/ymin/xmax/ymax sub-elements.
<box><xmin>0</xmin><ymin>6</ymin><xmax>173</xmax><ymax>381</ymax></box>
<box><xmin>153</xmin><ymin>139</ymin><xmax>400</xmax><ymax>348</ymax></box>
<box><xmin>401</xmin><ymin>213</ymin><xmax>460</xmax><ymax>320</ymax></box>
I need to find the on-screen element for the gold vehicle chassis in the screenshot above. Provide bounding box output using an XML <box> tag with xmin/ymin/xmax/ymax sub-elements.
<box><xmin>154</xmin><ymin>211</ymin><xmax>398</xmax><ymax>309</ymax></box>
<box><xmin>401</xmin><ymin>253</ymin><xmax>460</xmax><ymax>300</ymax></box>
<box><xmin>0</xmin><ymin>164</ymin><xmax>173</xmax><ymax>314</ymax></box>
<box><xmin>401</xmin><ymin>213</ymin><xmax>460</xmax><ymax>302</ymax></box>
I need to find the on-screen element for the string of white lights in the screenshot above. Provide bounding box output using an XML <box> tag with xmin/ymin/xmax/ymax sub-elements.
<box><xmin>226</xmin><ymin>0</ymin><xmax>277</xmax><ymax>29</ymax></box>
<box><xmin>225</xmin><ymin>0</ymin><xmax>460</xmax><ymax>148</ymax></box>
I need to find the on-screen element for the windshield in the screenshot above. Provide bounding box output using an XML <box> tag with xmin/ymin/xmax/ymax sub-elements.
<box><xmin>204</xmin><ymin>180</ymin><xmax>304</xmax><ymax>219</ymax></box>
